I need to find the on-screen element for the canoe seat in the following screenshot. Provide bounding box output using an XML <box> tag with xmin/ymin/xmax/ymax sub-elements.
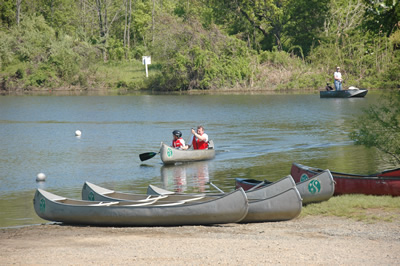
<box><xmin>155</xmin><ymin>201</ymin><xmax>186</xmax><ymax>206</ymax></box>
<box><xmin>136</xmin><ymin>195</ymin><xmax>168</xmax><ymax>202</ymax></box>
<box><xmin>179</xmin><ymin>196</ymin><xmax>205</xmax><ymax>203</ymax></box>
<box><xmin>126</xmin><ymin>200</ymin><xmax>161</xmax><ymax>206</ymax></box>
<box><xmin>90</xmin><ymin>201</ymin><xmax>119</xmax><ymax>206</ymax></box>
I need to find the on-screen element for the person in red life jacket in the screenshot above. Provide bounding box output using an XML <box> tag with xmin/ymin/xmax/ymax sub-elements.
<box><xmin>188</xmin><ymin>126</ymin><xmax>209</xmax><ymax>150</ymax></box>
<box><xmin>172</xmin><ymin>130</ymin><xmax>188</xmax><ymax>150</ymax></box>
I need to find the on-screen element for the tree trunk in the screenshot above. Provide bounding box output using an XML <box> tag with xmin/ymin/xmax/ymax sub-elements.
<box><xmin>16</xmin><ymin>0</ymin><xmax>22</xmax><ymax>25</ymax></box>
<box><xmin>127</xmin><ymin>0</ymin><xmax>131</xmax><ymax>59</ymax></box>
<box><xmin>152</xmin><ymin>0</ymin><xmax>155</xmax><ymax>45</ymax></box>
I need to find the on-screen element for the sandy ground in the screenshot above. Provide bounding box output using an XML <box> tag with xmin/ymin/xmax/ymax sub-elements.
<box><xmin>1</xmin><ymin>216</ymin><xmax>399</xmax><ymax>265</ymax></box>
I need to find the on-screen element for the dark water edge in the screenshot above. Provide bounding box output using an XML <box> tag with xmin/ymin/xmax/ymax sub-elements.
<box><xmin>0</xmin><ymin>87</ymin><xmax>321</xmax><ymax>96</ymax></box>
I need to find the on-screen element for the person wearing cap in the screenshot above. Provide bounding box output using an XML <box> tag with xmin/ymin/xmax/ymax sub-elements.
<box><xmin>172</xmin><ymin>130</ymin><xmax>188</xmax><ymax>150</ymax></box>
<box><xmin>334</xmin><ymin>67</ymin><xmax>343</xmax><ymax>91</ymax></box>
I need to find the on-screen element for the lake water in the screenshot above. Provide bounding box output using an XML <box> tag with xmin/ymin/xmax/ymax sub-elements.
<box><xmin>0</xmin><ymin>91</ymin><xmax>388</xmax><ymax>227</ymax></box>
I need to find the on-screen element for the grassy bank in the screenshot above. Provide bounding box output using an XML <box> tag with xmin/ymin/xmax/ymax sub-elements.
<box><xmin>300</xmin><ymin>194</ymin><xmax>400</xmax><ymax>223</ymax></box>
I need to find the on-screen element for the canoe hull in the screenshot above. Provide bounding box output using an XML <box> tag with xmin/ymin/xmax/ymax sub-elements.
<box><xmin>149</xmin><ymin>175</ymin><xmax>302</xmax><ymax>222</ymax></box>
<box><xmin>241</xmin><ymin>187</ymin><xmax>302</xmax><ymax>223</ymax></box>
<box><xmin>33</xmin><ymin>188</ymin><xmax>248</xmax><ymax>226</ymax></box>
<box><xmin>320</xmin><ymin>89</ymin><xmax>368</xmax><ymax>98</ymax></box>
<box><xmin>160</xmin><ymin>141</ymin><xmax>215</xmax><ymax>164</ymax></box>
<box><xmin>291</xmin><ymin>163</ymin><xmax>400</xmax><ymax>196</ymax></box>
<box><xmin>236</xmin><ymin>171</ymin><xmax>335</xmax><ymax>204</ymax></box>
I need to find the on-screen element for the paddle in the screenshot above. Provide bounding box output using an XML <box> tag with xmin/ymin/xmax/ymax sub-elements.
<box><xmin>139</xmin><ymin>151</ymin><xmax>159</xmax><ymax>162</ymax></box>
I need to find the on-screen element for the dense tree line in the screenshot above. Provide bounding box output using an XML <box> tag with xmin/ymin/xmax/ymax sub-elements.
<box><xmin>0</xmin><ymin>0</ymin><xmax>399</xmax><ymax>91</ymax></box>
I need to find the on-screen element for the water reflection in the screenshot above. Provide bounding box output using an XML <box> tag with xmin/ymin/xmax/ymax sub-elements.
<box><xmin>160</xmin><ymin>161</ymin><xmax>210</xmax><ymax>193</ymax></box>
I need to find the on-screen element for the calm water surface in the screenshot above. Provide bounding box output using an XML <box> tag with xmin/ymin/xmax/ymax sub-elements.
<box><xmin>0</xmin><ymin>92</ymin><xmax>387</xmax><ymax>227</ymax></box>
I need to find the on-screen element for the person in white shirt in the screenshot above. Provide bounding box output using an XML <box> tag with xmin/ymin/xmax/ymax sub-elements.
<box><xmin>187</xmin><ymin>126</ymin><xmax>209</xmax><ymax>150</ymax></box>
<box><xmin>334</xmin><ymin>67</ymin><xmax>343</xmax><ymax>91</ymax></box>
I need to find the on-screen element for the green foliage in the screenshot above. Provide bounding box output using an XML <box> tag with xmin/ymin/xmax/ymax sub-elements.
<box><xmin>0</xmin><ymin>0</ymin><xmax>399</xmax><ymax>92</ymax></box>
<box><xmin>0</xmin><ymin>0</ymin><xmax>15</xmax><ymax>27</ymax></box>
<box><xmin>0</xmin><ymin>31</ymin><xmax>14</xmax><ymax>69</ymax></box>
<box><xmin>285</xmin><ymin>0</ymin><xmax>330</xmax><ymax>56</ymax></box>
<box><xmin>363</xmin><ymin>0</ymin><xmax>400</xmax><ymax>36</ymax></box>
<box><xmin>349</xmin><ymin>90</ymin><xmax>400</xmax><ymax>165</ymax></box>
<box><xmin>149</xmin><ymin>15</ymin><xmax>254</xmax><ymax>91</ymax></box>
<box><xmin>12</xmin><ymin>15</ymin><xmax>55</xmax><ymax>63</ymax></box>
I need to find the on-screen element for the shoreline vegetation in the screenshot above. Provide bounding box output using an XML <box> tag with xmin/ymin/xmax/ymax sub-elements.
<box><xmin>1</xmin><ymin>1</ymin><xmax>399</xmax><ymax>93</ymax></box>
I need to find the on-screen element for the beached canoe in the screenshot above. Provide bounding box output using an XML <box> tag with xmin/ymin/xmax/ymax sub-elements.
<box><xmin>160</xmin><ymin>141</ymin><xmax>215</xmax><ymax>164</ymax></box>
<box><xmin>236</xmin><ymin>170</ymin><xmax>335</xmax><ymax>204</ymax></box>
<box><xmin>82</xmin><ymin>181</ymin><xmax>206</xmax><ymax>202</ymax></box>
<box><xmin>33</xmin><ymin>188</ymin><xmax>248</xmax><ymax>226</ymax></box>
<box><xmin>147</xmin><ymin>176</ymin><xmax>302</xmax><ymax>223</ymax></box>
<box><xmin>320</xmin><ymin>89</ymin><xmax>368</xmax><ymax>98</ymax></box>
<box><xmin>291</xmin><ymin>163</ymin><xmax>400</xmax><ymax>196</ymax></box>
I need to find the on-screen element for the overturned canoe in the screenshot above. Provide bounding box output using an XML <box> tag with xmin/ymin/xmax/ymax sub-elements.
<box><xmin>160</xmin><ymin>141</ymin><xmax>215</xmax><ymax>164</ymax></box>
<box><xmin>291</xmin><ymin>163</ymin><xmax>400</xmax><ymax>196</ymax></box>
<box><xmin>33</xmin><ymin>188</ymin><xmax>248</xmax><ymax>226</ymax></box>
<box><xmin>236</xmin><ymin>170</ymin><xmax>335</xmax><ymax>204</ymax></box>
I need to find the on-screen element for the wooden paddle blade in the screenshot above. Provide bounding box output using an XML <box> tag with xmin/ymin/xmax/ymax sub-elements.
<box><xmin>139</xmin><ymin>152</ymin><xmax>158</xmax><ymax>161</ymax></box>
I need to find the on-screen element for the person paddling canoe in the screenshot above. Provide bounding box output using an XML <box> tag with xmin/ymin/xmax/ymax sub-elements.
<box><xmin>188</xmin><ymin>126</ymin><xmax>209</xmax><ymax>150</ymax></box>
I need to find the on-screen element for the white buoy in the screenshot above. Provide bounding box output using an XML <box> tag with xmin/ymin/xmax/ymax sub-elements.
<box><xmin>75</xmin><ymin>130</ymin><xmax>82</xmax><ymax>136</ymax></box>
<box><xmin>36</xmin><ymin>173</ymin><xmax>46</xmax><ymax>182</ymax></box>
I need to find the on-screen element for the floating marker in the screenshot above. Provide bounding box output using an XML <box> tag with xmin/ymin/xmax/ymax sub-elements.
<box><xmin>36</xmin><ymin>173</ymin><xmax>46</xmax><ymax>182</ymax></box>
<box><xmin>75</xmin><ymin>130</ymin><xmax>82</xmax><ymax>136</ymax></box>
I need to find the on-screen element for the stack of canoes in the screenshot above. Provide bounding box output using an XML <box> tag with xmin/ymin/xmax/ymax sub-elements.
<box><xmin>147</xmin><ymin>176</ymin><xmax>302</xmax><ymax>223</ymax></box>
<box><xmin>33</xmin><ymin>176</ymin><xmax>305</xmax><ymax>226</ymax></box>
<box><xmin>34</xmin><ymin>186</ymin><xmax>248</xmax><ymax>226</ymax></box>
<box><xmin>34</xmin><ymin>154</ymin><xmax>400</xmax><ymax>226</ymax></box>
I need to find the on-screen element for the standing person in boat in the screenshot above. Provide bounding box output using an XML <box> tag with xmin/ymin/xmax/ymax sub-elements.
<box><xmin>188</xmin><ymin>126</ymin><xmax>209</xmax><ymax>150</ymax></box>
<box><xmin>334</xmin><ymin>66</ymin><xmax>343</xmax><ymax>91</ymax></box>
<box><xmin>172</xmin><ymin>130</ymin><xmax>188</xmax><ymax>150</ymax></box>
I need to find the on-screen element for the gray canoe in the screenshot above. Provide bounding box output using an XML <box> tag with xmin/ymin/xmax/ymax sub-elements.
<box><xmin>294</xmin><ymin>170</ymin><xmax>335</xmax><ymax>204</ymax></box>
<box><xmin>241</xmin><ymin>187</ymin><xmax>302</xmax><ymax>223</ymax></box>
<box><xmin>82</xmin><ymin>181</ymin><xmax>205</xmax><ymax>202</ymax></box>
<box><xmin>148</xmin><ymin>175</ymin><xmax>302</xmax><ymax>223</ymax></box>
<box><xmin>236</xmin><ymin>171</ymin><xmax>335</xmax><ymax>205</ymax></box>
<box><xmin>33</xmin><ymin>188</ymin><xmax>248</xmax><ymax>226</ymax></box>
<box><xmin>160</xmin><ymin>141</ymin><xmax>215</xmax><ymax>164</ymax></box>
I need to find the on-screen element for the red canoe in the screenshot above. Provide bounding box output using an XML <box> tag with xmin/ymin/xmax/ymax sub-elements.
<box><xmin>291</xmin><ymin>163</ymin><xmax>400</xmax><ymax>196</ymax></box>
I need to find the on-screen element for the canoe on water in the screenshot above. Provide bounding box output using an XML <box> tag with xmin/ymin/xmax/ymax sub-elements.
<box><xmin>291</xmin><ymin>163</ymin><xmax>400</xmax><ymax>196</ymax></box>
<box><xmin>147</xmin><ymin>176</ymin><xmax>302</xmax><ymax>223</ymax></box>
<box><xmin>320</xmin><ymin>89</ymin><xmax>368</xmax><ymax>98</ymax></box>
<box><xmin>235</xmin><ymin>170</ymin><xmax>335</xmax><ymax>205</ymax></box>
<box><xmin>33</xmin><ymin>187</ymin><xmax>248</xmax><ymax>226</ymax></box>
<box><xmin>160</xmin><ymin>140</ymin><xmax>215</xmax><ymax>164</ymax></box>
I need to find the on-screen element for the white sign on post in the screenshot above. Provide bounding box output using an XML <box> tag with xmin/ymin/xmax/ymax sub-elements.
<box><xmin>142</xmin><ymin>56</ymin><xmax>151</xmax><ymax>78</ymax></box>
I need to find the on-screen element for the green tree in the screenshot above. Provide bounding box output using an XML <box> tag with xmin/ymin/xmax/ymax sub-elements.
<box><xmin>349</xmin><ymin>91</ymin><xmax>400</xmax><ymax>165</ymax></box>
<box><xmin>284</xmin><ymin>0</ymin><xmax>330</xmax><ymax>56</ymax></box>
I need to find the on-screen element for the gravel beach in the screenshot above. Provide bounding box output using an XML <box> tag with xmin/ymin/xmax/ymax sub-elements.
<box><xmin>1</xmin><ymin>216</ymin><xmax>399</xmax><ymax>265</ymax></box>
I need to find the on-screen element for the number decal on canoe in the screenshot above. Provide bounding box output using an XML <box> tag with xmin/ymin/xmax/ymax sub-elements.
<box><xmin>308</xmin><ymin>180</ymin><xmax>321</xmax><ymax>194</ymax></box>
<box><xmin>39</xmin><ymin>198</ymin><xmax>45</xmax><ymax>212</ymax></box>
<box><xmin>300</xmin><ymin>173</ymin><xmax>309</xmax><ymax>182</ymax></box>
<box><xmin>167</xmin><ymin>148</ymin><xmax>173</xmax><ymax>157</ymax></box>
<box><xmin>88</xmin><ymin>192</ymin><xmax>95</xmax><ymax>201</ymax></box>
